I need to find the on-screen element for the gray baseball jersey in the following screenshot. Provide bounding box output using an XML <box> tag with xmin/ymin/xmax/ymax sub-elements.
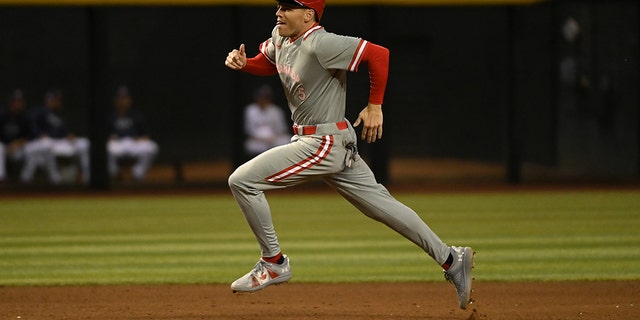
<box><xmin>259</xmin><ymin>26</ymin><xmax>366</xmax><ymax>125</ymax></box>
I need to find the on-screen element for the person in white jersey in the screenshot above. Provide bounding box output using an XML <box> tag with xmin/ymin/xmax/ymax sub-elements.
<box><xmin>244</xmin><ymin>84</ymin><xmax>291</xmax><ymax>158</ymax></box>
<box><xmin>224</xmin><ymin>0</ymin><xmax>475</xmax><ymax>309</ymax></box>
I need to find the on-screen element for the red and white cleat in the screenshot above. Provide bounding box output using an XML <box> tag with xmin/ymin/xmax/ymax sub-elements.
<box><xmin>231</xmin><ymin>255</ymin><xmax>292</xmax><ymax>293</ymax></box>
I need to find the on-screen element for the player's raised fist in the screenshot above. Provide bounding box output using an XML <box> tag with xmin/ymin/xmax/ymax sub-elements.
<box><xmin>225</xmin><ymin>44</ymin><xmax>247</xmax><ymax>70</ymax></box>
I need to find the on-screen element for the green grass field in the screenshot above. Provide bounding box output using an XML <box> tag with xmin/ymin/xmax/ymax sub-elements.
<box><xmin>1</xmin><ymin>190</ymin><xmax>639</xmax><ymax>286</ymax></box>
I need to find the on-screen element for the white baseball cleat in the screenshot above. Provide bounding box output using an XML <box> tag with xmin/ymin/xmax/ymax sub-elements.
<box><xmin>231</xmin><ymin>255</ymin><xmax>292</xmax><ymax>293</ymax></box>
<box><xmin>444</xmin><ymin>246</ymin><xmax>475</xmax><ymax>309</ymax></box>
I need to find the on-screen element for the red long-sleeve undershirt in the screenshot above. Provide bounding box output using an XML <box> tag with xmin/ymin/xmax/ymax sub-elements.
<box><xmin>242</xmin><ymin>41</ymin><xmax>390</xmax><ymax>105</ymax></box>
<box><xmin>242</xmin><ymin>53</ymin><xmax>278</xmax><ymax>76</ymax></box>
<box><xmin>360</xmin><ymin>42</ymin><xmax>390</xmax><ymax>105</ymax></box>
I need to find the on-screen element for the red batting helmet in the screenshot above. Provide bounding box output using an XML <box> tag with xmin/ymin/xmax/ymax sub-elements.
<box><xmin>277</xmin><ymin>0</ymin><xmax>326</xmax><ymax>21</ymax></box>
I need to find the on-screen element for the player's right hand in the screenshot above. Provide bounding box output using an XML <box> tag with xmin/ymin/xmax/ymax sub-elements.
<box><xmin>354</xmin><ymin>103</ymin><xmax>383</xmax><ymax>143</ymax></box>
<box><xmin>225</xmin><ymin>44</ymin><xmax>247</xmax><ymax>70</ymax></box>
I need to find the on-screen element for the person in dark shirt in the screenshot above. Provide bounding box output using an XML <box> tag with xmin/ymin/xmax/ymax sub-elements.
<box><xmin>0</xmin><ymin>90</ymin><xmax>31</xmax><ymax>182</ymax></box>
<box><xmin>107</xmin><ymin>86</ymin><xmax>158</xmax><ymax>181</ymax></box>
<box><xmin>25</xmin><ymin>89</ymin><xmax>90</xmax><ymax>184</ymax></box>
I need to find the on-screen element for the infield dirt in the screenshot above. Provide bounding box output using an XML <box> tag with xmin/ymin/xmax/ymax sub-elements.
<box><xmin>1</xmin><ymin>281</ymin><xmax>638</xmax><ymax>320</ymax></box>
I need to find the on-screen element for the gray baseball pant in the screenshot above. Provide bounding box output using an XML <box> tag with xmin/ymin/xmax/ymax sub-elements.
<box><xmin>228</xmin><ymin>120</ymin><xmax>451</xmax><ymax>266</ymax></box>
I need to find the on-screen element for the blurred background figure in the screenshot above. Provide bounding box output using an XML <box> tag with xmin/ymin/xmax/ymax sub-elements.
<box><xmin>0</xmin><ymin>90</ymin><xmax>31</xmax><ymax>183</ymax></box>
<box><xmin>107</xmin><ymin>86</ymin><xmax>158</xmax><ymax>182</ymax></box>
<box><xmin>25</xmin><ymin>89</ymin><xmax>90</xmax><ymax>184</ymax></box>
<box><xmin>243</xmin><ymin>85</ymin><xmax>290</xmax><ymax>159</ymax></box>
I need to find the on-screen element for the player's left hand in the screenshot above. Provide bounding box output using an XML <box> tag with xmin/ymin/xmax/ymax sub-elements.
<box><xmin>354</xmin><ymin>103</ymin><xmax>383</xmax><ymax>143</ymax></box>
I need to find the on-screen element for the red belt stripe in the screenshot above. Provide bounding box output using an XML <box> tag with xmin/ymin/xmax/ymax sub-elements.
<box><xmin>293</xmin><ymin>120</ymin><xmax>348</xmax><ymax>135</ymax></box>
<box><xmin>265</xmin><ymin>135</ymin><xmax>334</xmax><ymax>183</ymax></box>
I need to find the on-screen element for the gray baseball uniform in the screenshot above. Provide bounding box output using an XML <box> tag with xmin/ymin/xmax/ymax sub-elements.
<box><xmin>229</xmin><ymin>26</ymin><xmax>451</xmax><ymax>266</ymax></box>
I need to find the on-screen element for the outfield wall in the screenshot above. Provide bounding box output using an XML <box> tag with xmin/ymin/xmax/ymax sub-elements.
<box><xmin>0</xmin><ymin>0</ymin><xmax>637</xmax><ymax>183</ymax></box>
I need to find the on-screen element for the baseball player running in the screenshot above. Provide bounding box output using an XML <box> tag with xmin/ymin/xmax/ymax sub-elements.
<box><xmin>224</xmin><ymin>0</ymin><xmax>474</xmax><ymax>309</ymax></box>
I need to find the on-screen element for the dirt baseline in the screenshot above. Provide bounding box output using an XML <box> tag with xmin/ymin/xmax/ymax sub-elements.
<box><xmin>1</xmin><ymin>281</ymin><xmax>638</xmax><ymax>320</ymax></box>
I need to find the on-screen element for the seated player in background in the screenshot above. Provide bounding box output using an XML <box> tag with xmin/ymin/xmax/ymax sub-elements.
<box><xmin>0</xmin><ymin>89</ymin><xmax>31</xmax><ymax>183</ymax></box>
<box><xmin>26</xmin><ymin>89</ymin><xmax>91</xmax><ymax>184</ymax></box>
<box><xmin>107</xmin><ymin>86</ymin><xmax>158</xmax><ymax>181</ymax></box>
